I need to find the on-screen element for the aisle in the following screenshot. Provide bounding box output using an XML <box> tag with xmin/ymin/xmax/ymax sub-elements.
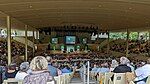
<box><xmin>69</xmin><ymin>72</ymin><xmax>97</xmax><ymax>84</ymax></box>
<box><xmin>70</xmin><ymin>71</ymin><xmax>83</xmax><ymax>84</ymax></box>
<box><xmin>70</xmin><ymin>77</ymin><xmax>83</xmax><ymax>84</ymax></box>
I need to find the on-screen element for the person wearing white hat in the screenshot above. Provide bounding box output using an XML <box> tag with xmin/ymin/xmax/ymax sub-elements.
<box><xmin>113</xmin><ymin>57</ymin><xmax>132</xmax><ymax>73</ymax></box>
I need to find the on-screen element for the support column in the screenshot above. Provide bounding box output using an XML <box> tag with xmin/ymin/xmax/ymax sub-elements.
<box><xmin>7</xmin><ymin>16</ymin><xmax>11</xmax><ymax>65</ymax></box>
<box><xmin>137</xmin><ymin>32</ymin><xmax>140</xmax><ymax>40</ymax></box>
<box><xmin>126</xmin><ymin>29</ymin><xmax>129</xmax><ymax>57</ymax></box>
<box><xmin>146</xmin><ymin>33</ymin><xmax>148</xmax><ymax>41</ymax></box>
<box><xmin>25</xmin><ymin>25</ymin><xmax>28</xmax><ymax>61</ymax></box>
<box><xmin>149</xmin><ymin>31</ymin><xmax>150</xmax><ymax>41</ymax></box>
<box><xmin>148</xmin><ymin>31</ymin><xmax>150</xmax><ymax>56</ymax></box>
<box><xmin>36</xmin><ymin>30</ymin><xmax>39</xmax><ymax>44</ymax></box>
<box><xmin>107</xmin><ymin>32</ymin><xmax>110</xmax><ymax>54</ymax></box>
<box><xmin>32</xmin><ymin>29</ymin><xmax>35</xmax><ymax>57</ymax></box>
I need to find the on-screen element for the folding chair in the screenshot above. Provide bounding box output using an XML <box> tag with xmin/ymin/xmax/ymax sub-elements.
<box><xmin>3</xmin><ymin>78</ymin><xmax>23</xmax><ymax>84</ymax></box>
<box><xmin>59</xmin><ymin>75</ymin><xmax>63</xmax><ymax>84</ymax></box>
<box><xmin>54</xmin><ymin>76</ymin><xmax>60</xmax><ymax>84</ymax></box>
<box><xmin>146</xmin><ymin>75</ymin><xmax>150</xmax><ymax>84</ymax></box>
<box><xmin>109</xmin><ymin>73</ymin><xmax>126</xmax><ymax>84</ymax></box>
<box><xmin>103</xmin><ymin>72</ymin><xmax>113</xmax><ymax>84</ymax></box>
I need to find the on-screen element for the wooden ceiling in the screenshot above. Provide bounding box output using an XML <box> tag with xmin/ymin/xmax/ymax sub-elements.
<box><xmin>0</xmin><ymin>0</ymin><xmax>150</xmax><ymax>31</ymax></box>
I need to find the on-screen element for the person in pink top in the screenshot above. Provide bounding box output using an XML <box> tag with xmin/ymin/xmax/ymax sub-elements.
<box><xmin>23</xmin><ymin>56</ymin><xmax>55</xmax><ymax>84</ymax></box>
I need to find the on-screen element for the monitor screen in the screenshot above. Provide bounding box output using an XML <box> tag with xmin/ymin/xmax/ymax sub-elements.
<box><xmin>51</xmin><ymin>38</ymin><xmax>58</xmax><ymax>44</ymax></box>
<box><xmin>66</xmin><ymin>36</ymin><xmax>76</xmax><ymax>44</ymax></box>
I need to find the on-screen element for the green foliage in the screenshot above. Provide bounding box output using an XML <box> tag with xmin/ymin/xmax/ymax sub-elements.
<box><xmin>109</xmin><ymin>31</ymin><xmax>149</xmax><ymax>40</ymax></box>
<box><xmin>129</xmin><ymin>32</ymin><xmax>138</xmax><ymax>40</ymax></box>
<box><xmin>110</xmin><ymin>32</ymin><xmax>127</xmax><ymax>39</ymax></box>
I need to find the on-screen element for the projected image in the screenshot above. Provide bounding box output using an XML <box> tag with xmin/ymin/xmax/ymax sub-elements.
<box><xmin>51</xmin><ymin>38</ymin><xmax>58</xmax><ymax>44</ymax></box>
<box><xmin>66</xmin><ymin>36</ymin><xmax>76</xmax><ymax>44</ymax></box>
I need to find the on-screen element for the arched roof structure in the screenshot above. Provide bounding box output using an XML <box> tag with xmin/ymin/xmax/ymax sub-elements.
<box><xmin>0</xmin><ymin>0</ymin><xmax>150</xmax><ymax>31</ymax></box>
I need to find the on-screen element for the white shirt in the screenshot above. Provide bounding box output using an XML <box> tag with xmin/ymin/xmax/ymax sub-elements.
<box><xmin>15</xmin><ymin>71</ymin><xmax>29</xmax><ymax>80</ymax></box>
<box><xmin>134</xmin><ymin>64</ymin><xmax>150</xmax><ymax>84</ymax></box>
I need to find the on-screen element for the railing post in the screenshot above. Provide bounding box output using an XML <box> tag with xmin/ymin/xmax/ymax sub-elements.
<box><xmin>83</xmin><ymin>64</ymin><xmax>86</xmax><ymax>84</ymax></box>
<box><xmin>87</xmin><ymin>61</ymin><xmax>90</xmax><ymax>84</ymax></box>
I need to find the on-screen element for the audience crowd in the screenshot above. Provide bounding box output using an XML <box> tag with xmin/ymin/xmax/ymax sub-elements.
<box><xmin>90</xmin><ymin>56</ymin><xmax>150</xmax><ymax>84</ymax></box>
<box><xmin>110</xmin><ymin>40</ymin><xmax>150</xmax><ymax>55</ymax></box>
<box><xmin>0</xmin><ymin>38</ymin><xmax>149</xmax><ymax>84</ymax></box>
<box><xmin>0</xmin><ymin>50</ymin><xmax>149</xmax><ymax>84</ymax></box>
<box><xmin>0</xmin><ymin>40</ymin><xmax>33</xmax><ymax>66</ymax></box>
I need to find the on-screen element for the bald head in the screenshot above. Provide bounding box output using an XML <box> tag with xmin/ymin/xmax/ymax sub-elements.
<box><xmin>46</xmin><ymin>56</ymin><xmax>52</xmax><ymax>62</ymax></box>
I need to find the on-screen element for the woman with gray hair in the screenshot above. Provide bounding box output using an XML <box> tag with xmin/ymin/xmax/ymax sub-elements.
<box><xmin>30</xmin><ymin>56</ymin><xmax>48</xmax><ymax>71</ymax></box>
<box><xmin>15</xmin><ymin>62</ymin><xmax>29</xmax><ymax>80</ymax></box>
<box><xmin>113</xmin><ymin>57</ymin><xmax>132</xmax><ymax>73</ymax></box>
<box><xmin>23</xmin><ymin>56</ymin><xmax>55</xmax><ymax>84</ymax></box>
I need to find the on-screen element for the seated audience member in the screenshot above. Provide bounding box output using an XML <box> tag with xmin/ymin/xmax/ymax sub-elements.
<box><xmin>15</xmin><ymin>62</ymin><xmax>29</xmax><ymax>80</ymax></box>
<box><xmin>24</xmin><ymin>56</ymin><xmax>54</xmax><ymax>84</ymax></box>
<box><xmin>61</xmin><ymin>65</ymin><xmax>71</xmax><ymax>73</ymax></box>
<box><xmin>113</xmin><ymin>57</ymin><xmax>132</xmax><ymax>73</ymax></box>
<box><xmin>57</xmin><ymin>68</ymin><xmax>62</xmax><ymax>75</ymax></box>
<box><xmin>110</xmin><ymin>59</ymin><xmax>118</xmax><ymax>72</ymax></box>
<box><xmin>46</xmin><ymin>56</ymin><xmax>58</xmax><ymax>76</ymax></box>
<box><xmin>94</xmin><ymin>63</ymin><xmax>109</xmax><ymax>81</ymax></box>
<box><xmin>91</xmin><ymin>64</ymin><xmax>98</xmax><ymax>72</ymax></box>
<box><xmin>96</xmin><ymin>63</ymin><xmax>110</xmax><ymax>73</ymax></box>
<box><xmin>134</xmin><ymin>58</ymin><xmax>150</xmax><ymax>84</ymax></box>
<box><xmin>127</xmin><ymin>61</ymin><xmax>135</xmax><ymax>72</ymax></box>
<box><xmin>79</xmin><ymin>64</ymin><xmax>85</xmax><ymax>79</ymax></box>
<box><xmin>0</xmin><ymin>65</ymin><xmax>6</xmax><ymax>84</ymax></box>
<box><xmin>5</xmin><ymin>64</ymin><xmax>18</xmax><ymax>79</ymax></box>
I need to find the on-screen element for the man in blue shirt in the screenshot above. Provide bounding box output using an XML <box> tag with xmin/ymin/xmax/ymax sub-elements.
<box><xmin>91</xmin><ymin>64</ymin><xmax>98</xmax><ymax>72</ymax></box>
<box><xmin>96</xmin><ymin>63</ymin><xmax>110</xmax><ymax>73</ymax></box>
<box><xmin>46</xmin><ymin>56</ymin><xmax>58</xmax><ymax>76</ymax></box>
<box><xmin>61</xmin><ymin>65</ymin><xmax>71</xmax><ymax>73</ymax></box>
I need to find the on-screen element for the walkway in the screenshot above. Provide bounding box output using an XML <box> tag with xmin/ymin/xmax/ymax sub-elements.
<box><xmin>70</xmin><ymin>74</ymin><xmax>97</xmax><ymax>84</ymax></box>
<box><xmin>70</xmin><ymin>77</ymin><xmax>83</xmax><ymax>84</ymax></box>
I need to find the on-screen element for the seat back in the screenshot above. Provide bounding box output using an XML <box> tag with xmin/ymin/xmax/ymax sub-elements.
<box><xmin>63</xmin><ymin>73</ymin><xmax>71</xmax><ymax>84</ymax></box>
<box><xmin>47</xmin><ymin>81</ymin><xmax>55</xmax><ymax>84</ymax></box>
<box><xmin>90</xmin><ymin>71</ymin><xmax>95</xmax><ymax>80</ymax></box>
<box><xmin>97</xmin><ymin>72</ymin><xmax>105</xmax><ymax>84</ymax></box>
<box><xmin>65</xmin><ymin>74</ymin><xmax>69</xmax><ymax>84</ymax></box>
<box><xmin>54</xmin><ymin>76</ymin><xmax>60</xmax><ymax>84</ymax></box>
<box><xmin>61</xmin><ymin>74</ymin><xmax>66</xmax><ymax>84</ymax></box>
<box><xmin>146</xmin><ymin>75</ymin><xmax>150</xmax><ymax>84</ymax></box>
<box><xmin>113</xmin><ymin>73</ymin><xmax>126</xmax><ymax>84</ymax></box>
<box><xmin>59</xmin><ymin>75</ymin><xmax>63</xmax><ymax>84</ymax></box>
<box><xmin>104</xmin><ymin>72</ymin><xmax>113</xmax><ymax>84</ymax></box>
<box><xmin>23</xmin><ymin>71</ymin><xmax>52</xmax><ymax>84</ymax></box>
<box><xmin>97</xmin><ymin>72</ymin><xmax>103</xmax><ymax>81</ymax></box>
<box><xmin>70</xmin><ymin>72</ymin><xmax>74</xmax><ymax>79</ymax></box>
<box><xmin>3</xmin><ymin>78</ymin><xmax>23</xmax><ymax>84</ymax></box>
